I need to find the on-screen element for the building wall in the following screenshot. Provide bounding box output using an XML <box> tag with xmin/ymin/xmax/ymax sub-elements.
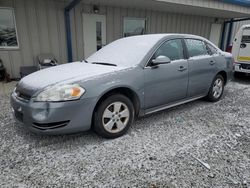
<box><xmin>0</xmin><ymin>0</ymin><xmax>68</xmax><ymax>78</ymax></box>
<box><xmin>0</xmin><ymin>0</ymin><xmax>218</xmax><ymax>78</ymax></box>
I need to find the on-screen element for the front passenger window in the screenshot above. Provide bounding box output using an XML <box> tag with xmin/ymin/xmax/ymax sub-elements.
<box><xmin>154</xmin><ymin>39</ymin><xmax>184</xmax><ymax>61</ymax></box>
<box><xmin>206</xmin><ymin>43</ymin><xmax>218</xmax><ymax>55</ymax></box>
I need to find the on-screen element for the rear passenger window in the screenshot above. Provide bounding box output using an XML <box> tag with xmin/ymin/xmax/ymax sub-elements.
<box><xmin>154</xmin><ymin>39</ymin><xmax>184</xmax><ymax>61</ymax></box>
<box><xmin>206</xmin><ymin>43</ymin><xmax>218</xmax><ymax>55</ymax></box>
<box><xmin>185</xmin><ymin>39</ymin><xmax>208</xmax><ymax>57</ymax></box>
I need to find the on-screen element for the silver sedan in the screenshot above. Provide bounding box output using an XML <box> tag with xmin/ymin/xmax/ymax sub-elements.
<box><xmin>11</xmin><ymin>34</ymin><xmax>233</xmax><ymax>138</ymax></box>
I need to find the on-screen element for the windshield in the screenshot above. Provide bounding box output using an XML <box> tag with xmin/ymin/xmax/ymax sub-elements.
<box><xmin>86</xmin><ymin>35</ymin><xmax>164</xmax><ymax>67</ymax></box>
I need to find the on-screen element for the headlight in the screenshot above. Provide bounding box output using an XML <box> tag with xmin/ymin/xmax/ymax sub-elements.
<box><xmin>35</xmin><ymin>84</ymin><xmax>85</xmax><ymax>102</ymax></box>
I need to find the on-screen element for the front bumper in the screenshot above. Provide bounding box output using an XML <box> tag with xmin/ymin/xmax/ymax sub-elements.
<box><xmin>234</xmin><ymin>63</ymin><xmax>250</xmax><ymax>73</ymax></box>
<box><xmin>10</xmin><ymin>93</ymin><xmax>97</xmax><ymax>135</ymax></box>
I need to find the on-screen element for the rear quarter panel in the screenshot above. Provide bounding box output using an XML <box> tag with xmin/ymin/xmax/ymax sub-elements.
<box><xmin>216</xmin><ymin>52</ymin><xmax>233</xmax><ymax>83</ymax></box>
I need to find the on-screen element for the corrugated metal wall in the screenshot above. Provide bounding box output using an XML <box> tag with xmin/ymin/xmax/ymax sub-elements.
<box><xmin>71</xmin><ymin>4</ymin><xmax>215</xmax><ymax>60</ymax></box>
<box><xmin>0</xmin><ymin>0</ymin><xmax>216</xmax><ymax>78</ymax></box>
<box><xmin>0</xmin><ymin>0</ymin><xmax>68</xmax><ymax>78</ymax></box>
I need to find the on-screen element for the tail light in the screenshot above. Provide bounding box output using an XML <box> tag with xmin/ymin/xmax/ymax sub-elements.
<box><xmin>226</xmin><ymin>45</ymin><xmax>232</xmax><ymax>53</ymax></box>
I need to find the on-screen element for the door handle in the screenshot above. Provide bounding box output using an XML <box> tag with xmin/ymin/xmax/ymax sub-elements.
<box><xmin>209</xmin><ymin>60</ymin><xmax>216</xmax><ymax>65</ymax></box>
<box><xmin>178</xmin><ymin>66</ymin><xmax>187</xmax><ymax>72</ymax></box>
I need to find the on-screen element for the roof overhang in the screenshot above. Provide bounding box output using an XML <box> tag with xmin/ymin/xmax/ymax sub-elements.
<box><xmin>81</xmin><ymin>0</ymin><xmax>250</xmax><ymax>18</ymax></box>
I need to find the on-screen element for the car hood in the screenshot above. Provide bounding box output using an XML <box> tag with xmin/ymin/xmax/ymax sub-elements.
<box><xmin>17</xmin><ymin>62</ymin><xmax>125</xmax><ymax>96</ymax></box>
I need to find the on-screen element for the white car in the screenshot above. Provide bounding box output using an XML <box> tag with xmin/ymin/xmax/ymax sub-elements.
<box><xmin>232</xmin><ymin>25</ymin><xmax>250</xmax><ymax>75</ymax></box>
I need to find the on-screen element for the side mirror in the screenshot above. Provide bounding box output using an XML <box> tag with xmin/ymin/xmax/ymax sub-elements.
<box><xmin>151</xmin><ymin>55</ymin><xmax>171</xmax><ymax>66</ymax></box>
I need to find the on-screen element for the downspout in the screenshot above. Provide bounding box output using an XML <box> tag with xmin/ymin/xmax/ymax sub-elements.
<box><xmin>65</xmin><ymin>0</ymin><xmax>82</xmax><ymax>62</ymax></box>
<box><xmin>220</xmin><ymin>22</ymin><xmax>227</xmax><ymax>50</ymax></box>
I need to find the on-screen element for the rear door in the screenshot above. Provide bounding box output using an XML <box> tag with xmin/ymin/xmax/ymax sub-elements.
<box><xmin>185</xmin><ymin>39</ymin><xmax>217</xmax><ymax>97</ymax></box>
<box><xmin>238</xmin><ymin>28</ymin><xmax>250</xmax><ymax>63</ymax></box>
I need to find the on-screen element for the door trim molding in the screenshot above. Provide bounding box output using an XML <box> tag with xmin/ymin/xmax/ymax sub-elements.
<box><xmin>145</xmin><ymin>95</ymin><xmax>205</xmax><ymax>115</ymax></box>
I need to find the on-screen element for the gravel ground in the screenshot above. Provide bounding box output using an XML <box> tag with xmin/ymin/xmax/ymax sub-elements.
<box><xmin>0</xmin><ymin>77</ymin><xmax>250</xmax><ymax>188</ymax></box>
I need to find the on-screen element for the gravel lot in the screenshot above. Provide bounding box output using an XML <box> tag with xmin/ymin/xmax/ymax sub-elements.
<box><xmin>0</xmin><ymin>77</ymin><xmax>250</xmax><ymax>188</ymax></box>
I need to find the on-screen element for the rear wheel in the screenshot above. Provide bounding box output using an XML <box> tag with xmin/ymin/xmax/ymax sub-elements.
<box><xmin>93</xmin><ymin>94</ymin><xmax>134</xmax><ymax>138</ymax></box>
<box><xmin>207</xmin><ymin>74</ymin><xmax>225</xmax><ymax>102</ymax></box>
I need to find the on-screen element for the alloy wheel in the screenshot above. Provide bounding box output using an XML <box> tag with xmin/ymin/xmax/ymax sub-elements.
<box><xmin>212</xmin><ymin>78</ymin><xmax>223</xmax><ymax>99</ymax></box>
<box><xmin>102</xmin><ymin>102</ymin><xmax>130</xmax><ymax>133</ymax></box>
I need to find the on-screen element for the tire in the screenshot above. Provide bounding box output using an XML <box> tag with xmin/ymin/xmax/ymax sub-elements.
<box><xmin>93</xmin><ymin>94</ymin><xmax>134</xmax><ymax>139</ymax></box>
<box><xmin>207</xmin><ymin>74</ymin><xmax>225</xmax><ymax>102</ymax></box>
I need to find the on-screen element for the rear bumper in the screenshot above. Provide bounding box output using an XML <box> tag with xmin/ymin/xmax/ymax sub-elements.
<box><xmin>10</xmin><ymin>93</ymin><xmax>97</xmax><ymax>135</ymax></box>
<box><xmin>234</xmin><ymin>63</ymin><xmax>250</xmax><ymax>73</ymax></box>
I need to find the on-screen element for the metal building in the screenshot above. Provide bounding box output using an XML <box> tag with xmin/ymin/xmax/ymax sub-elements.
<box><xmin>0</xmin><ymin>0</ymin><xmax>250</xmax><ymax>78</ymax></box>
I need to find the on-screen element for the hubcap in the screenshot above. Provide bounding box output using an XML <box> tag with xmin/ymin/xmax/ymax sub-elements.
<box><xmin>102</xmin><ymin>102</ymin><xmax>130</xmax><ymax>133</ymax></box>
<box><xmin>212</xmin><ymin>78</ymin><xmax>223</xmax><ymax>99</ymax></box>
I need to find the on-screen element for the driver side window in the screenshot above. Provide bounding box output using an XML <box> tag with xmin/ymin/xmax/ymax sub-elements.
<box><xmin>154</xmin><ymin>39</ymin><xmax>184</xmax><ymax>61</ymax></box>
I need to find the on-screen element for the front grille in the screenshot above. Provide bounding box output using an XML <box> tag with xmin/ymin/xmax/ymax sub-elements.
<box><xmin>240</xmin><ymin>64</ymin><xmax>250</xmax><ymax>70</ymax></box>
<box><xmin>32</xmin><ymin>120</ymin><xmax>70</xmax><ymax>130</ymax></box>
<box><xmin>19</xmin><ymin>93</ymin><xmax>31</xmax><ymax>100</ymax></box>
<box><xmin>15</xmin><ymin>90</ymin><xmax>32</xmax><ymax>101</ymax></box>
<box><xmin>14</xmin><ymin>110</ymin><xmax>23</xmax><ymax>122</ymax></box>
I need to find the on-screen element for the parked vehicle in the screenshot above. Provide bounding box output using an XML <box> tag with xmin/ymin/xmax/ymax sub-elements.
<box><xmin>11</xmin><ymin>34</ymin><xmax>233</xmax><ymax>138</ymax></box>
<box><xmin>232</xmin><ymin>25</ymin><xmax>250</xmax><ymax>75</ymax></box>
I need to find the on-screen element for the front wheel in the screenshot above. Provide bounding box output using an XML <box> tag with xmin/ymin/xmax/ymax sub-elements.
<box><xmin>207</xmin><ymin>74</ymin><xmax>225</xmax><ymax>102</ymax></box>
<box><xmin>93</xmin><ymin>94</ymin><xmax>134</xmax><ymax>138</ymax></box>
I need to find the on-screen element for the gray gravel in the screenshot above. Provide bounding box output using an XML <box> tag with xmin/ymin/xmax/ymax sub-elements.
<box><xmin>0</xmin><ymin>78</ymin><xmax>250</xmax><ymax>188</ymax></box>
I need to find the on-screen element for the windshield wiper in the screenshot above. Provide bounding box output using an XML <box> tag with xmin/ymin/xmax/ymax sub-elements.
<box><xmin>92</xmin><ymin>62</ymin><xmax>117</xmax><ymax>66</ymax></box>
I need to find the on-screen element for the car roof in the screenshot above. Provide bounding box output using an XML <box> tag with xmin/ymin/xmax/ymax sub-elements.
<box><xmin>125</xmin><ymin>33</ymin><xmax>208</xmax><ymax>41</ymax></box>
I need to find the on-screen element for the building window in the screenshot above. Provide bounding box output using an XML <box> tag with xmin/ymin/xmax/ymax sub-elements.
<box><xmin>123</xmin><ymin>17</ymin><xmax>146</xmax><ymax>37</ymax></box>
<box><xmin>0</xmin><ymin>8</ymin><xmax>19</xmax><ymax>49</ymax></box>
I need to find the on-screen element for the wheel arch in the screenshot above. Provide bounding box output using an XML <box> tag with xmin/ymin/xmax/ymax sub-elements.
<box><xmin>217</xmin><ymin>70</ymin><xmax>228</xmax><ymax>84</ymax></box>
<box><xmin>93</xmin><ymin>86</ymin><xmax>141</xmax><ymax>119</ymax></box>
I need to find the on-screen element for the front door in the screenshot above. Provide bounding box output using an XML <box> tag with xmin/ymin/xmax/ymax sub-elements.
<box><xmin>83</xmin><ymin>13</ymin><xmax>106</xmax><ymax>58</ymax></box>
<box><xmin>144</xmin><ymin>39</ymin><xmax>189</xmax><ymax>110</ymax></box>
